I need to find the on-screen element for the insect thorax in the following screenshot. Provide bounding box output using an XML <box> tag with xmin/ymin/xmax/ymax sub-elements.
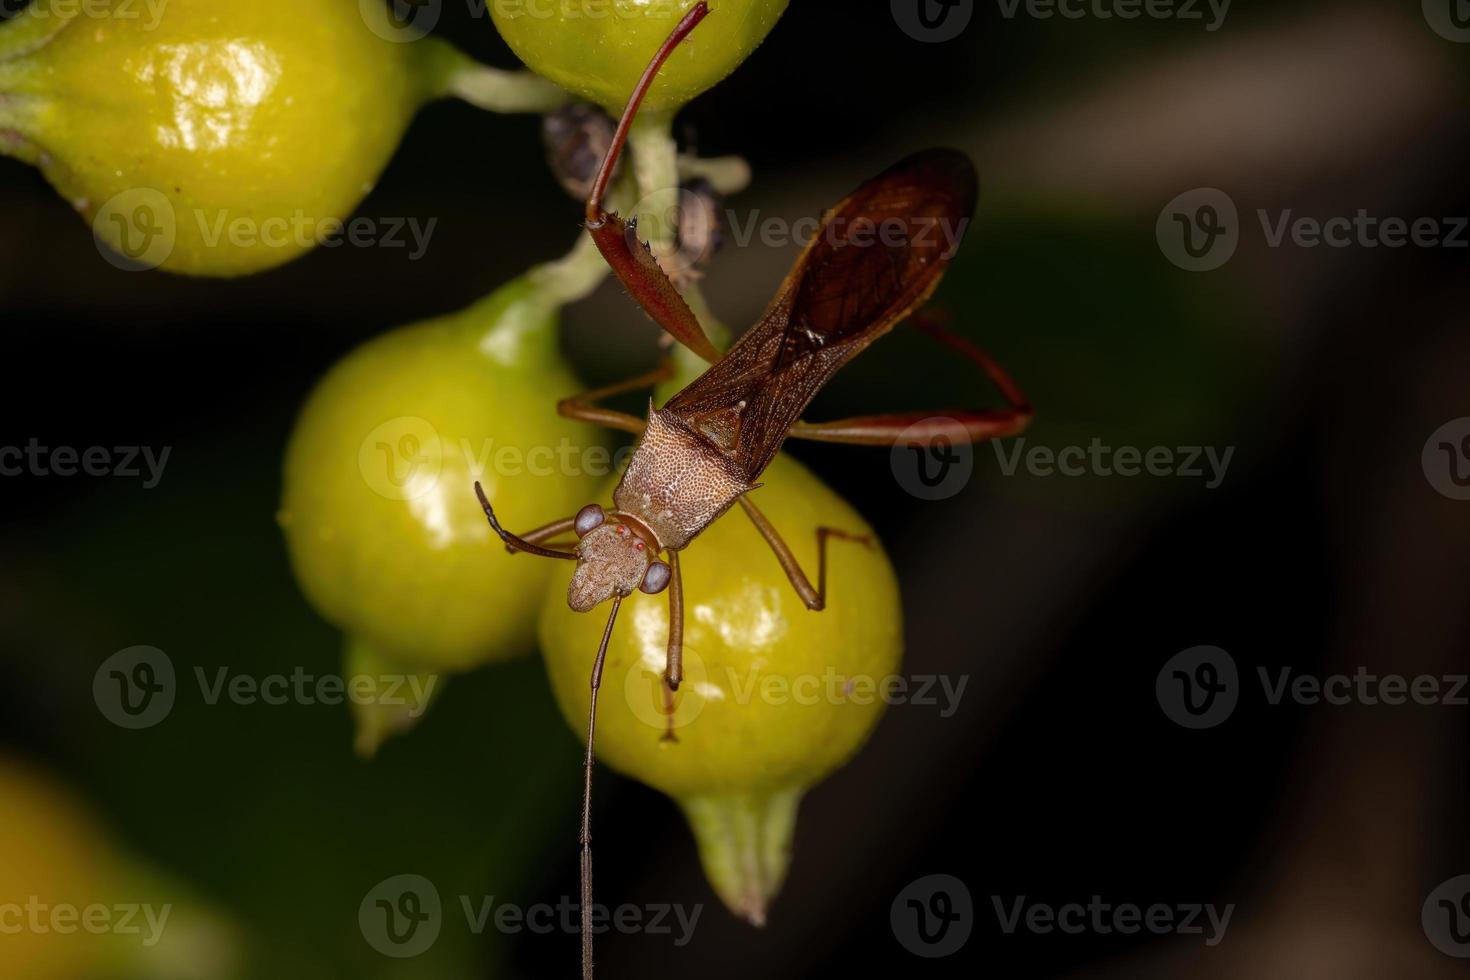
<box><xmin>614</xmin><ymin>409</ymin><xmax>753</xmax><ymax>551</ymax></box>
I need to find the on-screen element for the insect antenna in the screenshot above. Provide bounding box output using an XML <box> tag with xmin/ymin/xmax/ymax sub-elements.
<box><xmin>581</xmin><ymin>595</ymin><xmax>623</xmax><ymax>980</ymax></box>
<box><xmin>474</xmin><ymin>482</ymin><xmax>578</xmax><ymax>560</ymax></box>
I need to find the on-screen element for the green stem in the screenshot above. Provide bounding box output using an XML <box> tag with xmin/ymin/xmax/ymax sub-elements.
<box><xmin>344</xmin><ymin>637</ymin><xmax>441</xmax><ymax>759</ymax></box>
<box><xmin>440</xmin><ymin>54</ymin><xmax>568</xmax><ymax>114</ymax></box>
<box><xmin>628</xmin><ymin>114</ymin><xmax>682</xmax><ymax>253</ymax></box>
<box><xmin>0</xmin><ymin>94</ymin><xmax>42</xmax><ymax>165</ymax></box>
<box><xmin>0</xmin><ymin>2</ymin><xmax>76</xmax><ymax>64</ymax></box>
<box><xmin>679</xmin><ymin>153</ymin><xmax>752</xmax><ymax>195</ymax></box>
<box><xmin>679</xmin><ymin>788</ymin><xmax>803</xmax><ymax>927</ymax></box>
<box><xmin>473</xmin><ymin>179</ymin><xmax>636</xmax><ymax>366</ymax></box>
<box><xmin>627</xmin><ymin>115</ymin><xmax>736</xmax><ymax>398</ymax></box>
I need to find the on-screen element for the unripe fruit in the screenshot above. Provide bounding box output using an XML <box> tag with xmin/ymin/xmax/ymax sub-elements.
<box><xmin>0</xmin><ymin>0</ymin><xmax>466</xmax><ymax>276</ymax></box>
<box><xmin>491</xmin><ymin>0</ymin><xmax>789</xmax><ymax>115</ymax></box>
<box><xmin>279</xmin><ymin>277</ymin><xmax>608</xmax><ymax>752</ymax></box>
<box><xmin>0</xmin><ymin>756</ymin><xmax>238</xmax><ymax>979</ymax></box>
<box><xmin>539</xmin><ymin>452</ymin><xmax>902</xmax><ymax>921</ymax></box>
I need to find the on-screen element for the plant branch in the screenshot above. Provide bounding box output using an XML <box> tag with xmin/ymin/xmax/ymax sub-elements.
<box><xmin>445</xmin><ymin>63</ymin><xmax>568</xmax><ymax>114</ymax></box>
<box><xmin>679</xmin><ymin>153</ymin><xmax>752</xmax><ymax>195</ymax></box>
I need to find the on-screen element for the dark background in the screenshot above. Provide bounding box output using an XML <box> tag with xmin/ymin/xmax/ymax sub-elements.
<box><xmin>2</xmin><ymin>0</ymin><xmax>1468</xmax><ymax>977</ymax></box>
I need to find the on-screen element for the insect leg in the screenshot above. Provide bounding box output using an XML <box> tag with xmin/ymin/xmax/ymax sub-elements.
<box><xmin>557</xmin><ymin>360</ymin><xmax>673</xmax><ymax>435</ymax></box>
<box><xmin>737</xmin><ymin>497</ymin><xmax>872</xmax><ymax>612</ymax></box>
<box><xmin>581</xmin><ymin>595</ymin><xmax>622</xmax><ymax>980</ymax></box>
<box><xmin>787</xmin><ymin>312</ymin><xmax>1034</xmax><ymax>445</ymax></box>
<box><xmin>583</xmin><ymin>2</ymin><xmax>722</xmax><ymax>365</ymax></box>
<box><xmin>660</xmin><ymin>551</ymin><xmax>684</xmax><ymax>743</ymax></box>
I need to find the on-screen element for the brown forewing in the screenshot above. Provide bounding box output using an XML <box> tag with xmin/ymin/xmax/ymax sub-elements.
<box><xmin>663</xmin><ymin>148</ymin><xmax>980</xmax><ymax>482</ymax></box>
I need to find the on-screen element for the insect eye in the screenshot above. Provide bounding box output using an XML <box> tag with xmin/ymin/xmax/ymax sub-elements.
<box><xmin>574</xmin><ymin>504</ymin><xmax>606</xmax><ymax>537</ymax></box>
<box><xmin>640</xmin><ymin>561</ymin><xmax>672</xmax><ymax>595</ymax></box>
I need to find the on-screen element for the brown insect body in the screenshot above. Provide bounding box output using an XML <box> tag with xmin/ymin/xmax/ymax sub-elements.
<box><xmin>472</xmin><ymin>6</ymin><xmax>1033</xmax><ymax>978</ymax></box>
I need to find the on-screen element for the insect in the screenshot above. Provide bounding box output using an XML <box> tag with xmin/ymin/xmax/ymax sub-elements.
<box><xmin>473</xmin><ymin>4</ymin><xmax>1032</xmax><ymax>976</ymax></box>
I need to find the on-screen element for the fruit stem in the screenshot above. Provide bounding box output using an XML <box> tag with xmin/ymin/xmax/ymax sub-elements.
<box><xmin>628</xmin><ymin>115</ymin><xmax>732</xmax><ymax>399</ymax></box>
<box><xmin>680</xmin><ymin>787</ymin><xmax>803</xmax><ymax>927</ymax></box>
<box><xmin>678</xmin><ymin>153</ymin><xmax>752</xmax><ymax>196</ymax></box>
<box><xmin>0</xmin><ymin>94</ymin><xmax>42</xmax><ymax>165</ymax></box>
<box><xmin>345</xmin><ymin>637</ymin><xmax>441</xmax><ymax>759</ymax></box>
<box><xmin>0</xmin><ymin>2</ymin><xmax>76</xmax><ymax>64</ymax></box>
<box><xmin>439</xmin><ymin>52</ymin><xmax>568</xmax><ymax>114</ymax></box>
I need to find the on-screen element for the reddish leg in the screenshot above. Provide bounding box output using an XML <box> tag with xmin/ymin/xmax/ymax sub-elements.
<box><xmin>788</xmin><ymin>313</ymin><xmax>1033</xmax><ymax>445</ymax></box>
<box><xmin>557</xmin><ymin>361</ymin><xmax>670</xmax><ymax>435</ymax></box>
<box><xmin>583</xmin><ymin>2</ymin><xmax>722</xmax><ymax>365</ymax></box>
<box><xmin>737</xmin><ymin>497</ymin><xmax>872</xmax><ymax>612</ymax></box>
